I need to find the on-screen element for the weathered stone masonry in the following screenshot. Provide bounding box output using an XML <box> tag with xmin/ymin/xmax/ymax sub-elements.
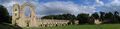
<box><xmin>12</xmin><ymin>3</ymin><xmax>38</xmax><ymax>27</ymax></box>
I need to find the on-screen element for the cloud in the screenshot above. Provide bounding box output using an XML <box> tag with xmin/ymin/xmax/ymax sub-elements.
<box><xmin>4</xmin><ymin>0</ymin><xmax>120</xmax><ymax>17</ymax></box>
<box><xmin>95</xmin><ymin>0</ymin><xmax>104</xmax><ymax>6</ymax></box>
<box><xmin>0</xmin><ymin>0</ymin><xmax>11</xmax><ymax>4</ymax></box>
<box><xmin>35</xmin><ymin>1</ymin><xmax>96</xmax><ymax>16</ymax></box>
<box><xmin>0</xmin><ymin>0</ymin><xmax>100</xmax><ymax>17</ymax></box>
<box><xmin>7</xmin><ymin>0</ymin><xmax>120</xmax><ymax>17</ymax></box>
<box><xmin>97</xmin><ymin>0</ymin><xmax>120</xmax><ymax>14</ymax></box>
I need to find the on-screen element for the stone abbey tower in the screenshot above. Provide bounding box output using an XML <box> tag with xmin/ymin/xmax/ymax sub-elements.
<box><xmin>12</xmin><ymin>2</ymin><xmax>38</xmax><ymax>27</ymax></box>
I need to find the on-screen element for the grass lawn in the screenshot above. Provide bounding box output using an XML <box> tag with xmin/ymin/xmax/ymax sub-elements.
<box><xmin>23</xmin><ymin>24</ymin><xmax>120</xmax><ymax>29</ymax></box>
<box><xmin>0</xmin><ymin>23</ymin><xmax>22</xmax><ymax>29</ymax></box>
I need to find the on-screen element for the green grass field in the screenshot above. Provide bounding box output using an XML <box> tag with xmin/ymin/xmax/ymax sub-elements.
<box><xmin>23</xmin><ymin>24</ymin><xmax>120</xmax><ymax>29</ymax></box>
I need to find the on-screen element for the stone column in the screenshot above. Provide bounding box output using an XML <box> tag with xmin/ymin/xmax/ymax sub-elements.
<box><xmin>12</xmin><ymin>4</ymin><xmax>20</xmax><ymax>25</ymax></box>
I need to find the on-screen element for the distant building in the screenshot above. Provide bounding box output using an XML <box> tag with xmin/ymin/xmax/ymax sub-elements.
<box><xmin>94</xmin><ymin>19</ymin><xmax>102</xmax><ymax>25</ymax></box>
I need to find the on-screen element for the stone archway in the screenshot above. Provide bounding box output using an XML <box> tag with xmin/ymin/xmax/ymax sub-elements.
<box><xmin>20</xmin><ymin>2</ymin><xmax>37</xmax><ymax>27</ymax></box>
<box><xmin>20</xmin><ymin>3</ymin><xmax>36</xmax><ymax>19</ymax></box>
<box><xmin>12</xmin><ymin>2</ymin><xmax>38</xmax><ymax>27</ymax></box>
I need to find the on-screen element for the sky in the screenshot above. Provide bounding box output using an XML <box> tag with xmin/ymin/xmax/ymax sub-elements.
<box><xmin>0</xmin><ymin>0</ymin><xmax>120</xmax><ymax>17</ymax></box>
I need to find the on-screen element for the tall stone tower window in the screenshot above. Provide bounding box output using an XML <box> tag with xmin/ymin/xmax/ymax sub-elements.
<box><xmin>15</xmin><ymin>9</ymin><xmax>17</xmax><ymax>11</ymax></box>
<box><xmin>14</xmin><ymin>9</ymin><xmax>18</xmax><ymax>16</ymax></box>
<box><xmin>15</xmin><ymin>13</ymin><xmax>17</xmax><ymax>16</ymax></box>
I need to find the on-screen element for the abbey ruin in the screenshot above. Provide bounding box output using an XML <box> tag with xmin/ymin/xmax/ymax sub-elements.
<box><xmin>12</xmin><ymin>2</ymin><xmax>38</xmax><ymax>27</ymax></box>
<box><xmin>12</xmin><ymin>2</ymin><xmax>79</xmax><ymax>27</ymax></box>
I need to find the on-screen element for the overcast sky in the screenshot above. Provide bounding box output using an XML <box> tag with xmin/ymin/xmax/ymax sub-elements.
<box><xmin>0</xmin><ymin>0</ymin><xmax>120</xmax><ymax>17</ymax></box>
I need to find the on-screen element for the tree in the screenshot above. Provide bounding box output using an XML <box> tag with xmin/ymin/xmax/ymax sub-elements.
<box><xmin>0</xmin><ymin>5</ymin><xmax>11</xmax><ymax>23</ymax></box>
<box><xmin>104</xmin><ymin>12</ymin><xmax>114</xmax><ymax>23</ymax></box>
<box><xmin>104</xmin><ymin>12</ymin><xmax>113</xmax><ymax>19</ymax></box>
<box><xmin>100</xmin><ymin>11</ymin><xmax>105</xmax><ymax>20</ymax></box>
<box><xmin>113</xmin><ymin>11</ymin><xmax>119</xmax><ymax>23</ymax></box>
<box><xmin>91</xmin><ymin>12</ymin><xmax>99</xmax><ymax>19</ymax></box>
<box><xmin>114</xmin><ymin>11</ymin><xmax>119</xmax><ymax>16</ymax></box>
<box><xmin>77</xmin><ymin>13</ymin><xmax>89</xmax><ymax>24</ymax></box>
<box><xmin>63</xmin><ymin>14</ymin><xmax>76</xmax><ymax>25</ymax></box>
<box><xmin>90</xmin><ymin>12</ymin><xmax>100</xmax><ymax>24</ymax></box>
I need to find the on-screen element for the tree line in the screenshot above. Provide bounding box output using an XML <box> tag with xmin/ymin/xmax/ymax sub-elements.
<box><xmin>41</xmin><ymin>11</ymin><xmax>120</xmax><ymax>24</ymax></box>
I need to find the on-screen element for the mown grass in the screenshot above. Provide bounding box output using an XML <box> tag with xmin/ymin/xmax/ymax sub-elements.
<box><xmin>23</xmin><ymin>24</ymin><xmax>120</xmax><ymax>29</ymax></box>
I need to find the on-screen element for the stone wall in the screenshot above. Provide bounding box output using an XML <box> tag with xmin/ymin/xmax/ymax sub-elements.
<box><xmin>37</xmin><ymin>19</ymin><xmax>79</xmax><ymax>27</ymax></box>
<box><xmin>38</xmin><ymin>19</ymin><xmax>69</xmax><ymax>27</ymax></box>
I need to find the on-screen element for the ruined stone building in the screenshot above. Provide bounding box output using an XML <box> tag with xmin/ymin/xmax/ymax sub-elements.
<box><xmin>12</xmin><ymin>2</ymin><xmax>79</xmax><ymax>27</ymax></box>
<box><xmin>12</xmin><ymin>2</ymin><xmax>38</xmax><ymax>27</ymax></box>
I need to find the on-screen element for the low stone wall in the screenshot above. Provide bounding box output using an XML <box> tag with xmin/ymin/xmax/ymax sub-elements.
<box><xmin>16</xmin><ymin>18</ymin><xmax>79</xmax><ymax>27</ymax></box>
<box><xmin>37</xmin><ymin>19</ymin><xmax>69</xmax><ymax>27</ymax></box>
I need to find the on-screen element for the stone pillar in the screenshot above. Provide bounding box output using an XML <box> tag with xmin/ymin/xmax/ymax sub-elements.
<box><xmin>12</xmin><ymin>4</ymin><xmax>20</xmax><ymax>25</ymax></box>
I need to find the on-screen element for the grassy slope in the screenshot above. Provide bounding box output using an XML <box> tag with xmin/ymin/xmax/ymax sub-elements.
<box><xmin>0</xmin><ymin>23</ymin><xmax>22</xmax><ymax>29</ymax></box>
<box><xmin>23</xmin><ymin>24</ymin><xmax>120</xmax><ymax>29</ymax></box>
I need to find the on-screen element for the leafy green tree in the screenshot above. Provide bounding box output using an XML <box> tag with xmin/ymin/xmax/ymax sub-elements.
<box><xmin>100</xmin><ymin>11</ymin><xmax>105</xmax><ymax>20</ymax></box>
<box><xmin>77</xmin><ymin>13</ymin><xmax>89</xmax><ymax>24</ymax></box>
<box><xmin>41</xmin><ymin>14</ymin><xmax>76</xmax><ymax>25</ymax></box>
<box><xmin>113</xmin><ymin>11</ymin><xmax>119</xmax><ymax>23</ymax></box>
<box><xmin>91</xmin><ymin>12</ymin><xmax>99</xmax><ymax>19</ymax></box>
<box><xmin>41</xmin><ymin>14</ymin><xmax>76</xmax><ymax>20</ymax></box>
<box><xmin>65</xmin><ymin>14</ymin><xmax>76</xmax><ymax>25</ymax></box>
<box><xmin>0</xmin><ymin>5</ymin><xmax>11</xmax><ymax>23</ymax></box>
<box><xmin>104</xmin><ymin>12</ymin><xmax>114</xmax><ymax>23</ymax></box>
<box><xmin>104</xmin><ymin>12</ymin><xmax>113</xmax><ymax>19</ymax></box>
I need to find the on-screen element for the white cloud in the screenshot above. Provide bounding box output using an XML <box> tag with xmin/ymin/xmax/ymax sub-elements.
<box><xmin>97</xmin><ymin>0</ymin><xmax>120</xmax><ymax>14</ymax></box>
<box><xmin>93</xmin><ymin>0</ymin><xmax>104</xmax><ymax>7</ymax></box>
<box><xmin>35</xmin><ymin>1</ymin><xmax>96</xmax><ymax>16</ymax></box>
<box><xmin>96</xmin><ymin>0</ymin><xmax>104</xmax><ymax>5</ymax></box>
<box><xmin>1</xmin><ymin>0</ymin><xmax>96</xmax><ymax>17</ymax></box>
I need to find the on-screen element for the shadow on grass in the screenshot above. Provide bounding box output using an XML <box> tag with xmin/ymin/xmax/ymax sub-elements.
<box><xmin>0</xmin><ymin>23</ymin><xmax>22</xmax><ymax>29</ymax></box>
